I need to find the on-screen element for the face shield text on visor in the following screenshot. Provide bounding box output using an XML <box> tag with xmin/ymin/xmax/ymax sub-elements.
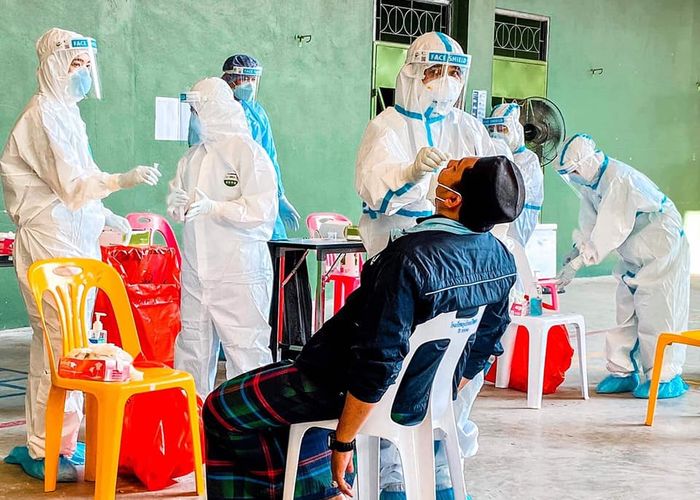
<box><xmin>223</xmin><ymin>66</ymin><xmax>263</xmax><ymax>101</ymax></box>
<box><xmin>483</xmin><ymin>115</ymin><xmax>510</xmax><ymax>145</ymax></box>
<box><xmin>412</xmin><ymin>50</ymin><xmax>471</xmax><ymax>116</ymax></box>
<box><xmin>63</xmin><ymin>37</ymin><xmax>101</xmax><ymax>99</ymax></box>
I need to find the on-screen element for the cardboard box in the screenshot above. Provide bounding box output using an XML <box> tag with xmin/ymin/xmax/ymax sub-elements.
<box><xmin>58</xmin><ymin>357</ymin><xmax>130</xmax><ymax>382</ymax></box>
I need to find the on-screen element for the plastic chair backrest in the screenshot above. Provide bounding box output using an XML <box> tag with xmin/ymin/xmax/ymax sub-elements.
<box><xmin>27</xmin><ymin>258</ymin><xmax>143</xmax><ymax>379</ymax></box>
<box><xmin>126</xmin><ymin>213</ymin><xmax>181</xmax><ymax>266</ymax></box>
<box><xmin>372</xmin><ymin>307</ymin><xmax>485</xmax><ymax>424</ymax></box>
<box><xmin>306</xmin><ymin>212</ymin><xmax>352</xmax><ymax>238</ymax></box>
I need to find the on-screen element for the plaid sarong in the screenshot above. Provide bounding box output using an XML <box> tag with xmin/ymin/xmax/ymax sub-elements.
<box><xmin>203</xmin><ymin>361</ymin><xmax>352</xmax><ymax>499</ymax></box>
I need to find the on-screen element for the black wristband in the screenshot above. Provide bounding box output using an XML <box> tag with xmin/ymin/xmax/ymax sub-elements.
<box><xmin>328</xmin><ymin>431</ymin><xmax>355</xmax><ymax>452</ymax></box>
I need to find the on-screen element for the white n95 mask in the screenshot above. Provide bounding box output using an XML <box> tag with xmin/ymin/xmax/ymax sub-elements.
<box><xmin>424</xmin><ymin>76</ymin><xmax>463</xmax><ymax>115</ymax></box>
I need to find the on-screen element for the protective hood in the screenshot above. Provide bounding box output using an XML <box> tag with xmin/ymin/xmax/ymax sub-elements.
<box><xmin>395</xmin><ymin>32</ymin><xmax>470</xmax><ymax>118</ymax></box>
<box><xmin>490</xmin><ymin>103</ymin><xmax>524</xmax><ymax>152</ymax></box>
<box><xmin>36</xmin><ymin>27</ymin><xmax>98</xmax><ymax>104</ymax></box>
<box><xmin>557</xmin><ymin>133</ymin><xmax>606</xmax><ymax>186</ymax></box>
<box><xmin>189</xmin><ymin>78</ymin><xmax>249</xmax><ymax>142</ymax></box>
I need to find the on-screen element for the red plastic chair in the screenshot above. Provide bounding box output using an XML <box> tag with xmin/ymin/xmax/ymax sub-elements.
<box><xmin>126</xmin><ymin>213</ymin><xmax>181</xmax><ymax>267</ymax></box>
<box><xmin>305</xmin><ymin>212</ymin><xmax>363</xmax><ymax>313</ymax></box>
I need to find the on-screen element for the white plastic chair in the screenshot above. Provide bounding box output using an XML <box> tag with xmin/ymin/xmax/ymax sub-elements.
<box><xmin>493</xmin><ymin>234</ymin><xmax>589</xmax><ymax>409</ymax></box>
<box><xmin>282</xmin><ymin>307</ymin><xmax>486</xmax><ymax>500</ymax></box>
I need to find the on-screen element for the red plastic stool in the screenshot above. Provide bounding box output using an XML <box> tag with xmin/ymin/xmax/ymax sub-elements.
<box><xmin>328</xmin><ymin>274</ymin><xmax>361</xmax><ymax>313</ymax></box>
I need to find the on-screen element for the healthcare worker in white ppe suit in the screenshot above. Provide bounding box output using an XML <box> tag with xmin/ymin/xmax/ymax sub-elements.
<box><xmin>355</xmin><ymin>31</ymin><xmax>497</xmax><ymax>259</ymax></box>
<box><xmin>555</xmin><ymin>133</ymin><xmax>690</xmax><ymax>399</ymax></box>
<box><xmin>168</xmin><ymin>78</ymin><xmax>278</xmax><ymax>396</ymax></box>
<box><xmin>487</xmin><ymin>102</ymin><xmax>544</xmax><ymax>246</ymax></box>
<box><xmin>0</xmin><ymin>27</ymin><xmax>161</xmax><ymax>481</ymax></box>
<box><xmin>355</xmin><ymin>32</ymin><xmax>498</xmax><ymax>500</ymax></box>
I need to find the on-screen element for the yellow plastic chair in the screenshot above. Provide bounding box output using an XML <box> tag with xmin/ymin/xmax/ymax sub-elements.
<box><xmin>28</xmin><ymin>257</ymin><xmax>204</xmax><ymax>499</ymax></box>
<box><xmin>645</xmin><ymin>330</ymin><xmax>700</xmax><ymax>426</ymax></box>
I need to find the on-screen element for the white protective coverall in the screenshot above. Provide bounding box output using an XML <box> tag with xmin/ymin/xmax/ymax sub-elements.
<box><xmin>354</xmin><ymin>32</ymin><xmax>498</xmax><ymax>493</ymax></box>
<box><xmin>169</xmin><ymin>78</ymin><xmax>278</xmax><ymax>396</ymax></box>
<box><xmin>0</xmin><ymin>28</ymin><xmax>152</xmax><ymax>459</ymax></box>
<box><xmin>490</xmin><ymin>103</ymin><xmax>544</xmax><ymax>247</ymax></box>
<box><xmin>355</xmin><ymin>32</ymin><xmax>497</xmax><ymax>258</ymax></box>
<box><xmin>558</xmin><ymin>134</ymin><xmax>689</xmax><ymax>381</ymax></box>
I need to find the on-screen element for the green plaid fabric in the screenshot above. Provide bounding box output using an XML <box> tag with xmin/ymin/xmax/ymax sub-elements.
<box><xmin>203</xmin><ymin>361</ymin><xmax>353</xmax><ymax>499</ymax></box>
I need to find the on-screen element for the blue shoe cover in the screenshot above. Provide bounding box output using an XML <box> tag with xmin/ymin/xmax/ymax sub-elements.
<box><xmin>4</xmin><ymin>445</ymin><xmax>78</xmax><ymax>482</ymax></box>
<box><xmin>67</xmin><ymin>441</ymin><xmax>85</xmax><ymax>466</ymax></box>
<box><xmin>380</xmin><ymin>488</ymin><xmax>463</xmax><ymax>500</ymax></box>
<box><xmin>379</xmin><ymin>491</ymin><xmax>406</xmax><ymax>500</ymax></box>
<box><xmin>436</xmin><ymin>487</ymin><xmax>455</xmax><ymax>500</ymax></box>
<box><xmin>633</xmin><ymin>375</ymin><xmax>689</xmax><ymax>399</ymax></box>
<box><xmin>596</xmin><ymin>373</ymin><xmax>640</xmax><ymax>394</ymax></box>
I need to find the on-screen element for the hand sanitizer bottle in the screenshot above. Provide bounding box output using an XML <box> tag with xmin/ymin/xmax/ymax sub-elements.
<box><xmin>89</xmin><ymin>313</ymin><xmax>108</xmax><ymax>344</ymax></box>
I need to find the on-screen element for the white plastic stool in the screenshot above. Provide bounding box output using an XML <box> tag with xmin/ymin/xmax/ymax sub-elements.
<box><xmin>495</xmin><ymin>312</ymin><xmax>589</xmax><ymax>409</ymax></box>
<box><xmin>281</xmin><ymin>309</ymin><xmax>485</xmax><ymax>500</ymax></box>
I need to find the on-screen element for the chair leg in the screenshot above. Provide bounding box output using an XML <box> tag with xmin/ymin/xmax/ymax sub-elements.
<box><xmin>442</xmin><ymin>415</ymin><xmax>467</xmax><ymax>500</ymax></box>
<box><xmin>84</xmin><ymin>393</ymin><xmax>98</xmax><ymax>482</ymax></box>
<box><xmin>44</xmin><ymin>387</ymin><xmax>67</xmax><ymax>493</ymax></box>
<box><xmin>527</xmin><ymin>326</ymin><xmax>548</xmax><ymax>409</ymax></box>
<box><xmin>94</xmin><ymin>396</ymin><xmax>125</xmax><ymax>500</ymax></box>
<box><xmin>333</xmin><ymin>281</ymin><xmax>343</xmax><ymax>314</ymax></box>
<box><xmin>572</xmin><ymin>322</ymin><xmax>589</xmax><ymax>400</ymax></box>
<box><xmin>495</xmin><ymin>323</ymin><xmax>518</xmax><ymax>388</ymax></box>
<box><xmin>282</xmin><ymin>424</ymin><xmax>308</xmax><ymax>500</ymax></box>
<box><xmin>397</xmin><ymin>428</ymin><xmax>435</xmax><ymax>500</ymax></box>
<box><xmin>645</xmin><ymin>337</ymin><xmax>669</xmax><ymax>426</ymax></box>
<box><xmin>184</xmin><ymin>384</ymin><xmax>205</xmax><ymax>496</ymax></box>
<box><xmin>356</xmin><ymin>435</ymin><xmax>380</xmax><ymax>500</ymax></box>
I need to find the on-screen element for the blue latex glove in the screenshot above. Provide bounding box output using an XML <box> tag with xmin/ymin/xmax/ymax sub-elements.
<box><xmin>279</xmin><ymin>195</ymin><xmax>300</xmax><ymax>232</ymax></box>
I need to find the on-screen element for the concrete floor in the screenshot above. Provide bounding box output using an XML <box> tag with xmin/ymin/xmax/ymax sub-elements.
<box><xmin>0</xmin><ymin>276</ymin><xmax>699</xmax><ymax>499</ymax></box>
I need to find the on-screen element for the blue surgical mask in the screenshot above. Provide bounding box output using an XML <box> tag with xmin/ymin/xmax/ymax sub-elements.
<box><xmin>233</xmin><ymin>82</ymin><xmax>256</xmax><ymax>101</ymax></box>
<box><xmin>69</xmin><ymin>68</ymin><xmax>92</xmax><ymax>99</ymax></box>
<box><xmin>188</xmin><ymin>113</ymin><xmax>201</xmax><ymax>147</ymax></box>
<box><xmin>568</xmin><ymin>172</ymin><xmax>589</xmax><ymax>186</ymax></box>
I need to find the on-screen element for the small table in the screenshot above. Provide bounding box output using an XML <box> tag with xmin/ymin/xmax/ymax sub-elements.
<box><xmin>268</xmin><ymin>238</ymin><xmax>365</xmax><ymax>360</ymax></box>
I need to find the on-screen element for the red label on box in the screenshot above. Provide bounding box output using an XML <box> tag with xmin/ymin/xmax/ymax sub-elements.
<box><xmin>58</xmin><ymin>357</ymin><xmax>130</xmax><ymax>382</ymax></box>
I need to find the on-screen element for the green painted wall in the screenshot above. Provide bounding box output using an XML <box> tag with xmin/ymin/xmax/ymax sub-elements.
<box><xmin>0</xmin><ymin>0</ymin><xmax>373</xmax><ymax>329</ymax></box>
<box><xmin>486</xmin><ymin>0</ymin><xmax>700</xmax><ymax>276</ymax></box>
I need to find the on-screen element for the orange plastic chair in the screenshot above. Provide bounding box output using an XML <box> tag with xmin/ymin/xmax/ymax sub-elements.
<box><xmin>305</xmin><ymin>212</ymin><xmax>363</xmax><ymax>312</ymax></box>
<box><xmin>645</xmin><ymin>330</ymin><xmax>700</xmax><ymax>426</ymax></box>
<box><xmin>126</xmin><ymin>212</ymin><xmax>181</xmax><ymax>266</ymax></box>
<box><xmin>28</xmin><ymin>258</ymin><xmax>204</xmax><ymax>499</ymax></box>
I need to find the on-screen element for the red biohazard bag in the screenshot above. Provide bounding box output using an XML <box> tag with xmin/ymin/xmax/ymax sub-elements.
<box><xmin>94</xmin><ymin>245</ymin><xmax>180</xmax><ymax>366</ymax></box>
<box><xmin>486</xmin><ymin>325</ymin><xmax>574</xmax><ymax>394</ymax></box>
<box><xmin>118</xmin><ymin>367</ymin><xmax>205</xmax><ymax>491</ymax></box>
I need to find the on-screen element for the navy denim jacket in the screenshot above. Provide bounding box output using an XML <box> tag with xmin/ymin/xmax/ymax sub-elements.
<box><xmin>295</xmin><ymin>218</ymin><xmax>517</xmax><ymax>406</ymax></box>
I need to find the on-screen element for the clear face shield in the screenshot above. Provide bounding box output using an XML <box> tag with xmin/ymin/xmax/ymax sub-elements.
<box><xmin>556</xmin><ymin>165</ymin><xmax>587</xmax><ymax>199</ymax></box>
<box><xmin>413</xmin><ymin>50</ymin><xmax>471</xmax><ymax>116</ymax></box>
<box><xmin>179</xmin><ymin>91</ymin><xmax>201</xmax><ymax>146</ymax></box>
<box><xmin>222</xmin><ymin>66</ymin><xmax>263</xmax><ymax>102</ymax></box>
<box><xmin>65</xmin><ymin>37</ymin><xmax>101</xmax><ymax>99</ymax></box>
<box><xmin>483</xmin><ymin>116</ymin><xmax>514</xmax><ymax>158</ymax></box>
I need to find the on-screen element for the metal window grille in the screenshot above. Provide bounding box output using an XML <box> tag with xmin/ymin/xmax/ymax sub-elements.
<box><xmin>375</xmin><ymin>0</ymin><xmax>452</xmax><ymax>45</ymax></box>
<box><xmin>494</xmin><ymin>12</ymin><xmax>548</xmax><ymax>61</ymax></box>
